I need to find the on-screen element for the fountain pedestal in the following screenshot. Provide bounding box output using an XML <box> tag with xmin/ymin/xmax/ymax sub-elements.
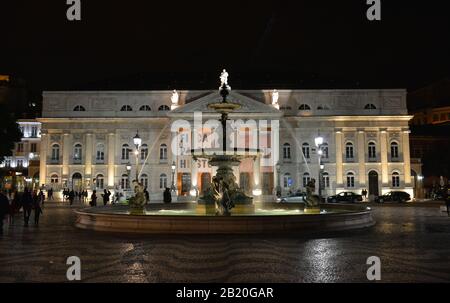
<box><xmin>196</xmin><ymin>155</ymin><xmax>254</xmax><ymax>215</ymax></box>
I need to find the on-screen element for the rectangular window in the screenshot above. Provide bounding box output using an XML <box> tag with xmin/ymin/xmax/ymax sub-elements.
<box><xmin>17</xmin><ymin>143</ymin><xmax>24</xmax><ymax>152</ymax></box>
<box><xmin>30</xmin><ymin>143</ymin><xmax>37</xmax><ymax>153</ymax></box>
<box><xmin>31</xmin><ymin>126</ymin><xmax>38</xmax><ymax>137</ymax></box>
<box><xmin>180</xmin><ymin>159</ymin><xmax>187</xmax><ymax>169</ymax></box>
<box><xmin>17</xmin><ymin>160</ymin><xmax>23</xmax><ymax>168</ymax></box>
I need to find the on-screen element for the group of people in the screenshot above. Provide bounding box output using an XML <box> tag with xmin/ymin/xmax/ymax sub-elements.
<box><xmin>88</xmin><ymin>189</ymin><xmax>113</xmax><ymax>206</ymax></box>
<box><xmin>0</xmin><ymin>188</ymin><xmax>44</xmax><ymax>234</ymax></box>
<box><xmin>62</xmin><ymin>188</ymin><xmax>89</xmax><ymax>205</ymax></box>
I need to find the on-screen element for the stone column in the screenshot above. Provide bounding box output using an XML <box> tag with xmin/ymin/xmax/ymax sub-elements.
<box><xmin>380</xmin><ymin>130</ymin><xmax>389</xmax><ymax>185</ymax></box>
<box><xmin>62</xmin><ymin>133</ymin><xmax>71</xmax><ymax>180</ymax></box>
<box><xmin>85</xmin><ymin>133</ymin><xmax>93</xmax><ymax>179</ymax></box>
<box><xmin>335</xmin><ymin>131</ymin><xmax>343</xmax><ymax>187</ymax></box>
<box><xmin>271</xmin><ymin>120</ymin><xmax>280</xmax><ymax>195</ymax></box>
<box><xmin>39</xmin><ymin>133</ymin><xmax>48</xmax><ymax>188</ymax></box>
<box><xmin>402</xmin><ymin>130</ymin><xmax>412</xmax><ymax>186</ymax></box>
<box><xmin>107</xmin><ymin>133</ymin><xmax>115</xmax><ymax>188</ymax></box>
<box><xmin>357</xmin><ymin>130</ymin><xmax>366</xmax><ymax>187</ymax></box>
<box><xmin>191</xmin><ymin>158</ymin><xmax>198</xmax><ymax>195</ymax></box>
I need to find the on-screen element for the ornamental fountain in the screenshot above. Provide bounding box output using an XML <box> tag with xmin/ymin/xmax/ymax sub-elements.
<box><xmin>74</xmin><ymin>70</ymin><xmax>375</xmax><ymax>234</ymax></box>
<box><xmin>192</xmin><ymin>69</ymin><xmax>254</xmax><ymax>216</ymax></box>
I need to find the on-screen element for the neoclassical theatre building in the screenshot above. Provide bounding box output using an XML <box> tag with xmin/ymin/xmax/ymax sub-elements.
<box><xmin>38</xmin><ymin>88</ymin><xmax>414</xmax><ymax>201</ymax></box>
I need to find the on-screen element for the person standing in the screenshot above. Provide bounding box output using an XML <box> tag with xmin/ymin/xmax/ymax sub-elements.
<box><xmin>48</xmin><ymin>188</ymin><xmax>53</xmax><ymax>201</ymax></box>
<box><xmin>9</xmin><ymin>192</ymin><xmax>18</xmax><ymax>225</ymax></box>
<box><xmin>144</xmin><ymin>187</ymin><xmax>150</xmax><ymax>204</ymax></box>
<box><xmin>22</xmin><ymin>188</ymin><xmax>33</xmax><ymax>227</ymax></box>
<box><xmin>102</xmin><ymin>189</ymin><xmax>110</xmax><ymax>206</ymax></box>
<box><xmin>163</xmin><ymin>188</ymin><xmax>172</xmax><ymax>204</ymax></box>
<box><xmin>0</xmin><ymin>191</ymin><xmax>10</xmax><ymax>234</ymax></box>
<box><xmin>68</xmin><ymin>190</ymin><xmax>75</xmax><ymax>206</ymax></box>
<box><xmin>38</xmin><ymin>190</ymin><xmax>45</xmax><ymax>207</ymax></box>
<box><xmin>91</xmin><ymin>190</ymin><xmax>97</xmax><ymax>207</ymax></box>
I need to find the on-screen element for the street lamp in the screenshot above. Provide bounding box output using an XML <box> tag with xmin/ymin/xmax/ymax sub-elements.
<box><xmin>276</xmin><ymin>162</ymin><xmax>281</xmax><ymax>197</ymax></box>
<box><xmin>171</xmin><ymin>161</ymin><xmax>176</xmax><ymax>192</ymax></box>
<box><xmin>126</xmin><ymin>163</ymin><xmax>131</xmax><ymax>190</ymax></box>
<box><xmin>133</xmin><ymin>130</ymin><xmax>142</xmax><ymax>182</ymax></box>
<box><xmin>315</xmin><ymin>135</ymin><xmax>324</xmax><ymax>202</ymax></box>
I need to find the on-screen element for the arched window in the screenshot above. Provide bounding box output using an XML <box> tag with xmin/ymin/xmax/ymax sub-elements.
<box><xmin>158</xmin><ymin>105</ymin><xmax>170</xmax><ymax>111</ymax></box>
<box><xmin>322</xmin><ymin>172</ymin><xmax>330</xmax><ymax>188</ymax></box>
<box><xmin>160</xmin><ymin>144</ymin><xmax>168</xmax><ymax>160</ymax></box>
<box><xmin>392</xmin><ymin>172</ymin><xmax>400</xmax><ymax>187</ymax></box>
<box><xmin>120</xmin><ymin>105</ymin><xmax>133</xmax><ymax>111</ymax></box>
<box><xmin>121</xmin><ymin>174</ymin><xmax>129</xmax><ymax>189</ymax></box>
<box><xmin>317</xmin><ymin>105</ymin><xmax>330</xmax><ymax>110</ymax></box>
<box><xmin>73</xmin><ymin>144</ymin><xmax>82</xmax><ymax>161</ymax></box>
<box><xmin>96</xmin><ymin>174</ymin><xmax>104</xmax><ymax>189</ymax></box>
<box><xmin>121</xmin><ymin>144</ymin><xmax>130</xmax><ymax>160</ymax></box>
<box><xmin>140</xmin><ymin>144</ymin><xmax>148</xmax><ymax>160</ymax></box>
<box><xmin>321</xmin><ymin>143</ymin><xmax>329</xmax><ymax>159</ymax></box>
<box><xmin>140</xmin><ymin>174</ymin><xmax>149</xmax><ymax>189</ymax></box>
<box><xmin>139</xmin><ymin>105</ymin><xmax>151</xmax><ymax>111</ymax></box>
<box><xmin>96</xmin><ymin>144</ymin><xmax>105</xmax><ymax>162</ymax></box>
<box><xmin>346</xmin><ymin>142</ymin><xmax>354</xmax><ymax>159</ymax></box>
<box><xmin>302</xmin><ymin>173</ymin><xmax>311</xmax><ymax>188</ymax></box>
<box><xmin>73</xmin><ymin>105</ymin><xmax>86</xmax><ymax>111</ymax></box>
<box><xmin>283</xmin><ymin>143</ymin><xmax>291</xmax><ymax>159</ymax></box>
<box><xmin>346</xmin><ymin>172</ymin><xmax>355</xmax><ymax>188</ymax></box>
<box><xmin>298</xmin><ymin>104</ymin><xmax>311</xmax><ymax>110</ymax></box>
<box><xmin>50</xmin><ymin>174</ymin><xmax>59</xmax><ymax>184</ymax></box>
<box><xmin>159</xmin><ymin>174</ymin><xmax>168</xmax><ymax>189</ymax></box>
<box><xmin>51</xmin><ymin>144</ymin><xmax>60</xmax><ymax>161</ymax></box>
<box><xmin>283</xmin><ymin>173</ymin><xmax>292</xmax><ymax>188</ymax></box>
<box><xmin>368</xmin><ymin>142</ymin><xmax>376</xmax><ymax>159</ymax></box>
<box><xmin>302</xmin><ymin>143</ymin><xmax>310</xmax><ymax>159</ymax></box>
<box><xmin>391</xmin><ymin>142</ymin><xmax>399</xmax><ymax>159</ymax></box>
<box><xmin>364</xmin><ymin>104</ymin><xmax>377</xmax><ymax>110</ymax></box>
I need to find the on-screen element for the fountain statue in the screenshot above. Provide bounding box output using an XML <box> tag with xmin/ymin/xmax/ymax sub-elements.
<box><xmin>128</xmin><ymin>180</ymin><xmax>146</xmax><ymax>215</ymax></box>
<box><xmin>193</xmin><ymin>69</ymin><xmax>254</xmax><ymax>215</ymax></box>
<box><xmin>305</xmin><ymin>179</ymin><xmax>321</xmax><ymax>214</ymax></box>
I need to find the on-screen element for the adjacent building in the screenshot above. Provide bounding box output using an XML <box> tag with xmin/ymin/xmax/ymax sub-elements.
<box><xmin>0</xmin><ymin>120</ymin><xmax>42</xmax><ymax>191</ymax></box>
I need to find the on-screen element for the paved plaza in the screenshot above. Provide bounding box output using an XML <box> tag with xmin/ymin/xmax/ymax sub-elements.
<box><xmin>0</xmin><ymin>203</ymin><xmax>449</xmax><ymax>283</ymax></box>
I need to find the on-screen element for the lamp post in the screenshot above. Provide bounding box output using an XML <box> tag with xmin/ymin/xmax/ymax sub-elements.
<box><xmin>133</xmin><ymin>130</ymin><xmax>142</xmax><ymax>182</ymax></box>
<box><xmin>276</xmin><ymin>162</ymin><xmax>281</xmax><ymax>197</ymax></box>
<box><xmin>171</xmin><ymin>161</ymin><xmax>176</xmax><ymax>192</ymax></box>
<box><xmin>315</xmin><ymin>135</ymin><xmax>324</xmax><ymax>202</ymax></box>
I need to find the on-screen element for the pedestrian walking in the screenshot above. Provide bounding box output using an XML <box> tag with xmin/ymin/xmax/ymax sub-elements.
<box><xmin>0</xmin><ymin>191</ymin><xmax>10</xmax><ymax>235</ymax></box>
<box><xmin>48</xmin><ymin>188</ymin><xmax>54</xmax><ymax>201</ymax></box>
<box><xmin>22</xmin><ymin>188</ymin><xmax>33</xmax><ymax>227</ymax></box>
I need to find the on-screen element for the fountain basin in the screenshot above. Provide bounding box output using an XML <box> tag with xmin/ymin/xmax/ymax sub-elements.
<box><xmin>74</xmin><ymin>203</ymin><xmax>374</xmax><ymax>234</ymax></box>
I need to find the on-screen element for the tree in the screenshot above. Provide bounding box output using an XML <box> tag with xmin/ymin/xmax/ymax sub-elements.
<box><xmin>0</xmin><ymin>104</ymin><xmax>22</xmax><ymax>160</ymax></box>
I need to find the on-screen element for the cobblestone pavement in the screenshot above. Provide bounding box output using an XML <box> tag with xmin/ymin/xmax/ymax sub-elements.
<box><xmin>0</xmin><ymin>203</ymin><xmax>449</xmax><ymax>283</ymax></box>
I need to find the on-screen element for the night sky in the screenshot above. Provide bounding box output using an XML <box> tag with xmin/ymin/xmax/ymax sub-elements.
<box><xmin>1</xmin><ymin>0</ymin><xmax>449</xmax><ymax>91</ymax></box>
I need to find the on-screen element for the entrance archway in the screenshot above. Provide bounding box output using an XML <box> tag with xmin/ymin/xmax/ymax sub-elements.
<box><xmin>368</xmin><ymin>171</ymin><xmax>379</xmax><ymax>198</ymax></box>
<box><xmin>72</xmin><ymin>173</ymin><xmax>83</xmax><ymax>191</ymax></box>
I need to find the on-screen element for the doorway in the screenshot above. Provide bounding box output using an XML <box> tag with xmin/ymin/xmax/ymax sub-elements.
<box><xmin>368</xmin><ymin>171</ymin><xmax>379</xmax><ymax>198</ymax></box>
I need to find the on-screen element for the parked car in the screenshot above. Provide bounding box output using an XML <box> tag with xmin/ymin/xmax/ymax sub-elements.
<box><xmin>376</xmin><ymin>191</ymin><xmax>411</xmax><ymax>203</ymax></box>
<box><xmin>327</xmin><ymin>192</ymin><xmax>363</xmax><ymax>203</ymax></box>
<box><xmin>278</xmin><ymin>192</ymin><xmax>306</xmax><ymax>203</ymax></box>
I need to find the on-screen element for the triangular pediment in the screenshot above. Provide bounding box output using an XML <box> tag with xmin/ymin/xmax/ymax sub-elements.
<box><xmin>169</xmin><ymin>91</ymin><xmax>282</xmax><ymax>118</ymax></box>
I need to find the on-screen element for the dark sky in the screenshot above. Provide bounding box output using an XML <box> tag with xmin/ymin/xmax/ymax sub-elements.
<box><xmin>1</xmin><ymin>0</ymin><xmax>449</xmax><ymax>91</ymax></box>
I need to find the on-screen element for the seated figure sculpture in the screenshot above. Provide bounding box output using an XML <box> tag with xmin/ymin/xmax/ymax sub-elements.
<box><xmin>129</xmin><ymin>180</ymin><xmax>146</xmax><ymax>214</ymax></box>
<box><xmin>305</xmin><ymin>178</ymin><xmax>321</xmax><ymax>208</ymax></box>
